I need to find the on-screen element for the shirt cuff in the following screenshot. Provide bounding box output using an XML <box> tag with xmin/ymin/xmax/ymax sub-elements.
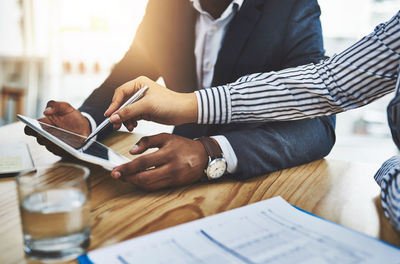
<box><xmin>81</xmin><ymin>112</ymin><xmax>98</xmax><ymax>141</ymax></box>
<box><xmin>195</xmin><ymin>85</ymin><xmax>231</xmax><ymax>124</ymax></box>
<box><xmin>374</xmin><ymin>156</ymin><xmax>400</xmax><ymax>186</ymax></box>
<box><xmin>210</xmin><ymin>135</ymin><xmax>238</xmax><ymax>174</ymax></box>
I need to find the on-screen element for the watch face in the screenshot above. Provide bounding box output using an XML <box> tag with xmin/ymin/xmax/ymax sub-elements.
<box><xmin>206</xmin><ymin>158</ymin><xmax>227</xmax><ymax>179</ymax></box>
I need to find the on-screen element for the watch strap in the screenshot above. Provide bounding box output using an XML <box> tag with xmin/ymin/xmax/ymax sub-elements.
<box><xmin>198</xmin><ymin>137</ymin><xmax>223</xmax><ymax>159</ymax></box>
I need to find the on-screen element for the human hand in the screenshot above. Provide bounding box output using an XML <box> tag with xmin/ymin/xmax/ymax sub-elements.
<box><xmin>24</xmin><ymin>101</ymin><xmax>91</xmax><ymax>156</ymax></box>
<box><xmin>110</xmin><ymin>133</ymin><xmax>208</xmax><ymax>191</ymax></box>
<box><xmin>104</xmin><ymin>76</ymin><xmax>198</xmax><ymax>131</ymax></box>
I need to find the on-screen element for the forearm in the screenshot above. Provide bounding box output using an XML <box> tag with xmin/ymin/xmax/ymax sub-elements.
<box><xmin>221</xmin><ymin>116</ymin><xmax>336</xmax><ymax>179</ymax></box>
<box><xmin>374</xmin><ymin>156</ymin><xmax>400</xmax><ymax>232</ymax></box>
<box><xmin>80</xmin><ymin>47</ymin><xmax>158</xmax><ymax>117</ymax></box>
<box><xmin>196</xmin><ymin>11</ymin><xmax>400</xmax><ymax>124</ymax></box>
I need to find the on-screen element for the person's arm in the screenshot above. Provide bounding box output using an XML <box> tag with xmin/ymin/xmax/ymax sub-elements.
<box><xmin>109</xmin><ymin>0</ymin><xmax>336</xmax><ymax>180</ymax></box>
<box><xmin>196</xmin><ymin>11</ymin><xmax>400</xmax><ymax>124</ymax></box>
<box><xmin>211</xmin><ymin>0</ymin><xmax>335</xmax><ymax>178</ymax></box>
<box><xmin>374</xmin><ymin>156</ymin><xmax>400</xmax><ymax>233</ymax></box>
<box><xmin>106</xmin><ymin>12</ymin><xmax>400</xmax><ymax>128</ymax></box>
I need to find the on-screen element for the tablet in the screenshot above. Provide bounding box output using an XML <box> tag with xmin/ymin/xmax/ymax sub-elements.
<box><xmin>17</xmin><ymin>114</ymin><xmax>130</xmax><ymax>170</ymax></box>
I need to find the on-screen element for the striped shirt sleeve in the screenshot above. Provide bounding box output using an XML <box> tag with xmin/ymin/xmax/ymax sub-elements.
<box><xmin>195</xmin><ymin>10</ymin><xmax>400</xmax><ymax>124</ymax></box>
<box><xmin>374</xmin><ymin>156</ymin><xmax>400</xmax><ymax>232</ymax></box>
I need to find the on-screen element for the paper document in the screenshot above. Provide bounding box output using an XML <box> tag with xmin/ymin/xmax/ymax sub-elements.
<box><xmin>78</xmin><ymin>196</ymin><xmax>400</xmax><ymax>264</ymax></box>
<box><xmin>0</xmin><ymin>142</ymin><xmax>34</xmax><ymax>175</ymax></box>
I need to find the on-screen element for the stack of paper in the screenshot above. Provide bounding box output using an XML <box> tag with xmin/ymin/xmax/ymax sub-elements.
<box><xmin>0</xmin><ymin>142</ymin><xmax>34</xmax><ymax>176</ymax></box>
<box><xmin>78</xmin><ymin>196</ymin><xmax>399</xmax><ymax>264</ymax></box>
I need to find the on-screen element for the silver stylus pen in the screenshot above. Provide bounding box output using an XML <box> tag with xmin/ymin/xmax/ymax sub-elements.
<box><xmin>84</xmin><ymin>86</ymin><xmax>148</xmax><ymax>143</ymax></box>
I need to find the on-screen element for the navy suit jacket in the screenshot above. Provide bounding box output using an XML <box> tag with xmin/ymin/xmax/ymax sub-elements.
<box><xmin>79</xmin><ymin>0</ymin><xmax>336</xmax><ymax>179</ymax></box>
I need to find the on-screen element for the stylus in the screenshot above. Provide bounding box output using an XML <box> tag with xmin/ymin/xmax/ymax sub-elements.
<box><xmin>84</xmin><ymin>86</ymin><xmax>148</xmax><ymax>143</ymax></box>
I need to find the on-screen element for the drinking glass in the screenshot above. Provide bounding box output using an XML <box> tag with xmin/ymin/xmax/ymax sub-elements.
<box><xmin>16</xmin><ymin>163</ymin><xmax>91</xmax><ymax>262</ymax></box>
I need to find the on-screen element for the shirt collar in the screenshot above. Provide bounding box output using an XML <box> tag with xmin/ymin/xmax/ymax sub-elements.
<box><xmin>191</xmin><ymin>0</ymin><xmax>244</xmax><ymax>20</ymax></box>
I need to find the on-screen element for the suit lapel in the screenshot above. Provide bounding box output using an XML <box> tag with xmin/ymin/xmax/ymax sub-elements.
<box><xmin>212</xmin><ymin>0</ymin><xmax>264</xmax><ymax>86</ymax></box>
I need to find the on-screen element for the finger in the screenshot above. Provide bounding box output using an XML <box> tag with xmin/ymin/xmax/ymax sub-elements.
<box><xmin>105</xmin><ymin>77</ymin><xmax>149</xmax><ymax>117</ymax></box>
<box><xmin>129</xmin><ymin>133</ymin><xmax>169</xmax><ymax>155</ymax></box>
<box><xmin>24</xmin><ymin>125</ymin><xmax>38</xmax><ymax>136</ymax></box>
<box><xmin>125</xmin><ymin>165</ymin><xmax>173</xmax><ymax>191</ymax></box>
<box><xmin>34</xmin><ymin>134</ymin><xmax>70</xmax><ymax>157</ymax></box>
<box><xmin>43</xmin><ymin>107</ymin><xmax>55</xmax><ymax>115</ymax></box>
<box><xmin>112</xmin><ymin>149</ymin><xmax>168</xmax><ymax>179</ymax></box>
<box><xmin>104</xmin><ymin>81</ymin><xmax>136</xmax><ymax>117</ymax></box>
<box><xmin>105</xmin><ymin>91</ymin><xmax>125</xmax><ymax>117</ymax></box>
<box><xmin>36</xmin><ymin>135</ymin><xmax>49</xmax><ymax>146</ymax></box>
<box><xmin>43</xmin><ymin>100</ymin><xmax>58</xmax><ymax>115</ymax></box>
<box><xmin>111</xmin><ymin>99</ymin><xmax>147</xmax><ymax>124</ymax></box>
<box><xmin>123</xmin><ymin>120</ymin><xmax>135</xmax><ymax>132</ymax></box>
<box><xmin>113</xmin><ymin>122</ymin><xmax>122</xmax><ymax>130</ymax></box>
<box><xmin>44</xmin><ymin>144</ymin><xmax>66</xmax><ymax>157</ymax></box>
<box><xmin>24</xmin><ymin>117</ymin><xmax>51</xmax><ymax>136</ymax></box>
<box><xmin>35</xmin><ymin>135</ymin><xmax>70</xmax><ymax>157</ymax></box>
<box><xmin>44</xmin><ymin>101</ymin><xmax>72</xmax><ymax>116</ymax></box>
<box><xmin>38</xmin><ymin>116</ymin><xmax>51</xmax><ymax>123</ymax></box>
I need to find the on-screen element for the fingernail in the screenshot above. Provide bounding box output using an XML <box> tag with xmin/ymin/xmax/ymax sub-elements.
<box><xmin>110</xmin><ymin>114</ymin><xmax>121</xmax><ymax>123</ymax></box>
<box><xmin>112</xmin><ymin>170</ymin><xmax>121</xmax><ymax>179</ymax></box>
<box><xmin>44</xmin><ymin>107</ymin><xmax>52</xmax><ymax>114</ymax></box>
<box><xmin>130</xmin><ymin>144</ymin><xmax>139</xmax><ymax>153</ymax></box>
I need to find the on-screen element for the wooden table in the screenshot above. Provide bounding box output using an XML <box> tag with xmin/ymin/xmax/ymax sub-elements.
<box><xmin>1</xmin><ymin>122</ymin><xmax>399</xmax><ymax>263</ymax></box>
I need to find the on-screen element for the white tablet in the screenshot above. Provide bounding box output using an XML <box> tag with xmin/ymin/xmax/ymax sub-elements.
<box><xmin>17</xmin><ymin>114</ymin><xmax>130</xmax><ymax>170</ymax></box>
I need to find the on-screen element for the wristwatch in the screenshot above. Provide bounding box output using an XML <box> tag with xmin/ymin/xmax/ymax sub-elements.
<box><xmin>197</xmin><ymin>137</ymin><xmax>227</xmax><ymax>180</ymax></box>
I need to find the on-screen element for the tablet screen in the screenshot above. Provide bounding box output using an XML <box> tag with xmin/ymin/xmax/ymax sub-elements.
<box><xmin>38</xmin><ymin>121</ymin><xmax>110</xmax><ymax>160</ymax></box>
<box><xmin>18</xmin><ymin>114</ymin><xmax>130</xmax><ymax>168</ymax></box>
<box><xmin>39</xmin><ymin>121</ymin><xmax>87</xmax><ymax>149</ymax></box>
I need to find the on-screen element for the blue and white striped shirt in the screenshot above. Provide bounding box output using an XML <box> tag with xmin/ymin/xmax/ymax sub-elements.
<box><xmin>375</xmin><ymin>156</ymin><xmax>400</xmax><ymax>232</ymax></box>
<box><xmin>195</xmin><ymin>11</ymin><xmax>400</xmax><ymax>124</ymax></box>
<box><xmin>194</xmin><ymin>11</ymin><xmax>400</xmax><ymax>232</ymax></box>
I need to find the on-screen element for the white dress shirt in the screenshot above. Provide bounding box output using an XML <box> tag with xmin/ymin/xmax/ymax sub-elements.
<box><xmin>83</xmin><ymin>0</ymin><xmax>244</xmax><ymax>174</ymax></box>
<box><xmin>191</xmin><ymin>0</ymin><xmax>243</xmax><ymax>173</ymax></box>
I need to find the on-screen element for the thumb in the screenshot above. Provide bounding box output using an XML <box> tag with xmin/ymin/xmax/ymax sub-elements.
<box><xmin>104</xmin><ymin>79</ymin><xmax>144</xmax><ymax>117</ymax></box>
<box><xmin>44</xmin><ymin>101</ymin><xmax>72</xmax><ymax>116</ymax></box>
<box><xmin>129</xmin><ymin>133</ymin><xmax>169</xmax><ymax>155</ymax></box>
<box><xmin>43</xmin><ymin>100</ymin><xmax>57</xmax><ymax>115</ymax></box>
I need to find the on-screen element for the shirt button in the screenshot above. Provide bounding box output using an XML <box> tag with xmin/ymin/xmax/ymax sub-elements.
<box><xmin>207</xmin><ymin>63</ymin><xmax>213</xmax><ymax>70</ymax></box>
<box><xmin>210</xmin><ymin>26</ymin><xmax>217</xmax><ymax>32</ymax></box>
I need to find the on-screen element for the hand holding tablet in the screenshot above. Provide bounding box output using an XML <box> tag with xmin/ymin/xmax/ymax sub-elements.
<box><xmin>18</xmin><ymin>115</ymin><xmax>129</xmax><ymax>170</ymax></box>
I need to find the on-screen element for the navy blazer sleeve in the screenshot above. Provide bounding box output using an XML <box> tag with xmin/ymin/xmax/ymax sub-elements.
<box><xmin>221</xmin><ymin>0</ymin><xmax>336</xmax><ymax>179</ymax></box>
<box><xmin>78</xmin><ymin>11</ymin><xmax>160</xmax><ymax>139</ymax></box>
<box><xmin>78</xmin><ymin>0</ymin><xmax>198</xmax><ymax>140</ymax></box>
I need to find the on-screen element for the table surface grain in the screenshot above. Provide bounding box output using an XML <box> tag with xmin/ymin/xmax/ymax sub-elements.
<box><xmin>0</xmin><ymin>122</ymin><xmax>399</xmax><ymax>264</ymax></box>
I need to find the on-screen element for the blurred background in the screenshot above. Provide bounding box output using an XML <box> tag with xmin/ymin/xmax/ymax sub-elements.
<box><xmin>0</xmin><ymin>0</ymin><xmax>399</xmax><ymax>163</ymax></box>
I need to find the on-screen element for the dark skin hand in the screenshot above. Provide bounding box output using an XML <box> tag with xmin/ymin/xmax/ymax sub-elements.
<box><xmin>24</xmin><ymin>1</ymin><xmax>232</xmax><ymax>188</ymax></box>
<box><xmin>111</xmin><ymin>133</ymin><xmax>209</xmax><ymax>191</ymax></box>
<box><xmin>24</xmin><ymin>100</ymin><xmax>91</xmax><ymax>157</ymax></box>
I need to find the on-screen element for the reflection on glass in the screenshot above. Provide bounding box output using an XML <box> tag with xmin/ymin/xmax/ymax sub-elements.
<box><xmin>38</xmin><ymin>121</ymin><xmax>109</xmax><ymax>160</ymax></box>
<box><xmin>39</xmin><ymin>121</ymin><xmax>87</xmax><ymax>149</ymax></box>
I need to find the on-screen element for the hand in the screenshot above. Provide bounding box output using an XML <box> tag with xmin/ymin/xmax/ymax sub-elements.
<box><xmin>104</xmin><ymin>76</ymin><xmax>198</xmax><ymax>131</ymax></box>
<box><xmin>111</xmin><ymin>133</ymin><xmax>208</xmax><ymax>191</ymax></box>
<box><xmin>24</xmin><ymin>101</ymin><xmax>91</xmax><ymax>157</ymax></box>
